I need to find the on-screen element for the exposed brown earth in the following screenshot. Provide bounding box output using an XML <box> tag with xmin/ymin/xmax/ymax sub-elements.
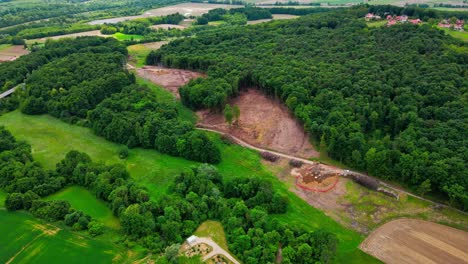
<box><xmin>247</xmin><ymin>14</ymin><xmax>299</xmax><ymax>25</ymax></box>
<box><xmin>151</xmin><ymin>24</ymin><xmax>186</xmax><ymax>30</ymax></box>
<box><xmin>0</xmin><ymin>45</ymin><xmax>30</xmax><ymax>62</ymax></box>
<box><xmin>29</xmin><ymin>30</ymin><xmax>109</xmax><ymax>43</ymax></box>
<box><xmin>198</xmin><ymin>89</ymin><xmax>319</xmax><ymax>159</ymax></box>
<box><xmin>360</xmin><ymin>219</ymin><xmax>468</xmax><ymax>264</ymax></box>
<box><xmin>136</xmin><ymin>66</ymin><xmax>205</xmax><ymax>98</ymax></box>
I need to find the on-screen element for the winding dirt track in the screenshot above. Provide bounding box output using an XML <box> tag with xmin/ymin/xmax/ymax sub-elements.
<box><xmin>360</xmin><ymin>219</ymin><xmax>468</xmax><ymax>264</ymax></box>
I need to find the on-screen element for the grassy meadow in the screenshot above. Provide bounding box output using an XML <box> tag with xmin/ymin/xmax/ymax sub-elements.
<box><xmin>128</xmin><ymin>44</ymin><xmax>152</xmax><ymax>67</ymax></box>
<box><xmin>45</xmin><ymin>186</ymin><xmax>120</xmax><ymax>229</ymax></box>
<box><xmin>113</xmin><ymin>32</ymin><xmax>144</xmax><ymax>41</ymax></box>
<box><xmin>0</xmin><ymin>210</ymin><xmax>136</xmax><ymax>264</ymax></box>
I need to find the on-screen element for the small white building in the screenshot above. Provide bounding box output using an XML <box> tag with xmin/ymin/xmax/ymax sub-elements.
<box><xmin>186</xmin><ymin>235</ymin><xmax>198</xmax><ymax>246</ymax></box>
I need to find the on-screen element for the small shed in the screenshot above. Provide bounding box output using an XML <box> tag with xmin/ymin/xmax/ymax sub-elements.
<box><xmin>186</xmin><ymin>235</ymin><xmax>198</xmax><ymax>246</ymax></box>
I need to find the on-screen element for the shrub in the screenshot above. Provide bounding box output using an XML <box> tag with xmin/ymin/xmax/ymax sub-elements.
<box><xmin>119</xmin><ymin>146</ymin><xmax>129</xmax><ymax>159</ymax></box>
<box><xmin>260</xmin><ymin>151</ymin><xmax>279</xmax><ymax>162</ymax></box>
<box><xmin>289</xmin><ymin>159</ymin><xmax>303</xmax><ymax>168</ymax></box>
<box><xmin>88</xmin><ymin>221</ymin><xmax>105</xmax><ymax>237</ymax></box>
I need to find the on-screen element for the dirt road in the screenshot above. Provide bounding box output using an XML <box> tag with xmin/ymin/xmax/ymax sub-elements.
<box><xmin>360</xmin><ymin>219</ymin><xmax>468</xmax><ymax>264</ymax></box>
<box><xmin>197</xmin><ymin>127</ymin><xmax>468</xmax><ymax>215</ymax></box>
<box><xmin>188</xmin><ymin>236</ymin><xmax>239</xmax><ymax>264</ymax></box>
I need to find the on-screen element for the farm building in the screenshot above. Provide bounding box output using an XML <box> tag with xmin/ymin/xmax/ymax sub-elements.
<box><xmin>365</xmin><ymin>13</ymin><xmax>381</xmax><ymax>21</ymax></box>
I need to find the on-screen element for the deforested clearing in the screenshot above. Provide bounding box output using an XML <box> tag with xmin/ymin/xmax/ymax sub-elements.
<box><xmin>136</xmin><ymin>66</ymin><xmax>205</xmax><ymax>98</ymax></box>
<box><xmin>0</xmin><ymin>45</ymin><xmax>30</xmax><ymax>62</ymax></box>
<box><xmin>198</xmin><ymin>89</ymin><xmax>319</xmax><ymax>159</ymax></box>
<box><xmin>360</xmin><ymin>219</ymin><xmax>468</xmax><ymax>264</ymax></box>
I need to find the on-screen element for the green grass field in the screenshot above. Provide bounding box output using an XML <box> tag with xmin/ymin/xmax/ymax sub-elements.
<box><xmin>0</xmin><ymin>210</ymin><xmax>136</xmax><ymax>264</ymax></box>
<box><xmin>439</xmin><ymin>27</ymin><xmax>468</xmax><ymax>42</ymax></box>
<box><xmin>0</xmin><ymin>190</ymin><xmax>6</xmax><ymax>208</ymax></box>
<box><xmin>128</xmin><ymin>44</ymin><xmax>152</xmax><ymax>67</ymax></box>
<box><xmin>113</xmin><ymin>32</ymin><xmax>144</xmax><ymax>41</ymax></box>
<box><xmin>0</xmin><ymin>44</ymin><xmax>12</xmax><ymax>51</ymax></box>
<box><xmin>45</xmin><ymin>186</ymin><xmax>120</xmax><ymax>229</ymax></box>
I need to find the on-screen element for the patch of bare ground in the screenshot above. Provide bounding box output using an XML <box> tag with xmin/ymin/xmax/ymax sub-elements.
<box><xmin>29</xmin><ymin>30</ymin><xmax>109</xmax><ymax>43</ymax></box>
<box><xmin>198</xmin><ymin>89</ymin><xmax>318</xmax><ymax>159</ymax></box>
<box><xmin>262</xmin><ymin>159</ymin><xmax>468</xmax><ymax>235</ymax></box>
<box><xmin>135</xmin><ymin>66</ymin><xmax>205</xmax><ymax>98</ymax></box>
<box><xmin>142</xmin><ymin>41</ymin><xmax>169</xmax><ymax>50</ymax></box>
<box><xmin>361</xmin><ymin>219</ymin><xmax>468</xmax><ymax>264</ymax></box>
<box><xmin>0</xmin><ymin>45</ymin><xmax>30</xmax><ymax>62</ymax></box>
<box><xmin>247</xmin><ymin>14</ymin><xmax>299</xmax><ymax>25</ymax></box>
<box><xmin>151</xmin><ymin>24</ymin><xmax>186</xmax><ymax>30</ymax></box>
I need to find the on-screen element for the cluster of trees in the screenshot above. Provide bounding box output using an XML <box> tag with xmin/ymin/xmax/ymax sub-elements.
<box><xmin>13</xmin><ymin>37</ymin><xmax>219</xmax><ymax>163</ymax></box>
<box><xmin>368</xmin><ymin>4</ymin><xmax>468</xmax><ymax>20</ymax></box>
<box><xmin>148</xmin><ymin>7</ymin><xmax>468</xmax><ymax>209</ymax></box>
<box><xmin>100</xmin><ymin>14</ymin><xmax>185</xmax><ymax>36</ymax></box>
<box><xmin>196</xmin><ymin>7</ymin><xmax>272</xmax><ymax>25</ymax></box>
<box><xmin>0</xmin><ymin>127</ymin><xmax>102</xmax><ymax>235</ymax></box>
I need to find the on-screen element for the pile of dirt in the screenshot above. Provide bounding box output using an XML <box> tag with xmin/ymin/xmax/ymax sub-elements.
<box><xmin>291</xmin><ymin>163</ymin><xmax>341</xmax><ymax>192</ymax></box>
<box><xmin>136</xmin><ymin>66</ymin><xmax>205</xmax><ymax>98</ymax></box>
<box><xmin>197</xmin><ymin>89</ymin><xmax>318</xmax><ymax>159</ymax></box>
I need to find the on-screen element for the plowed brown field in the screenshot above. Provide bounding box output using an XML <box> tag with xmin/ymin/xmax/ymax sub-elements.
<box><xmin>360</xmin><ymin>219</ymin><xmax>468</xmax><ymax>264</ymax></box>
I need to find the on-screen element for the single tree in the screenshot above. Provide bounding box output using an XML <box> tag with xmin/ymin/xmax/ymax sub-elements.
<box><xmin>417</xmin><ymin>179</ymin><xmax>431</xmax><ymax>197</ymax></box>
<box><xmin>233</xmin><ymin>105</ymin><xmax>240</xmax><ymax>126</ymax></box>
<box><xmin>223</xmin><ymin>104</ymin><xmax>233</xmax><ymax>126</ymax></box>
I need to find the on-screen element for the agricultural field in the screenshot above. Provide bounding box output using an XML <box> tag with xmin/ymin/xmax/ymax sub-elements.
<box><xmin>0</xmin><ymin>44</ymin><xmax>30</xmax><ymax>62</ymax></box>
<box><xmin>45</xmin><ymin>187</ymin><xmax>120</xmax><ymax>229</ymax></box>
<box><xmin>0</xmin><ymin>210</ymin><xmax>136</xmax><ymax>264</ymax></box>
<box><xmin>0</xmin><ymin>110</ymin><xmax>378</xmax><ymax>264</ymax></box>
<box><xmin>360</xmin><ymin>219</ymin><xmax>468</xmax><ymax>264</ymax></box>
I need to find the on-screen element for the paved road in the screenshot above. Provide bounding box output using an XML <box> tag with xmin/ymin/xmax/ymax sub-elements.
<box><xmin>189</xmin><ymin>236</ymin><xmax>239</xmax><ymax>264</ymax></box>
<box><xmin>0</xmin><ymin>87</ymin><xmax>17</xmax><ymax>99</ymax></box>
<box><xmin>197</xmin><ymin>127</ymin><xmax>468</xmax><ymax>216</ymax></box>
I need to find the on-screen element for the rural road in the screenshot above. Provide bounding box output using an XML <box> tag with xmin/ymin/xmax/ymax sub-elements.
<box><xmin>0</xmin><ymin>87</ymin><xmax>17</xmax><ymax>99</ymax></box>
<box><xmin>197</xmin><ymin>127</ymin><xmax>468</xmax><ymax>215</ymax></box>
<box><xmin>189</xmin><ymin>236</ymin><xmax>239</xmax><ymax>264</ymax></box>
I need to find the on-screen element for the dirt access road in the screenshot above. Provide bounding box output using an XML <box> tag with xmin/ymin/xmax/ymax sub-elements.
<box><xmin>360</xmin><ymin>219</ymin><xmax>468</xmax><ymax>264</ymax></box>
<box><xmin>185</xmin><ymin>236</ymin><xmax>239</xmax><ymax>264</ymax></box>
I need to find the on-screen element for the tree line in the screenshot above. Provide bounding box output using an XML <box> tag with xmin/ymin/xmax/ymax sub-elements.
<box><xmin>147</xmin><ymin>7</ymin><xmax>468</xmax><ymax>210</ymax></box>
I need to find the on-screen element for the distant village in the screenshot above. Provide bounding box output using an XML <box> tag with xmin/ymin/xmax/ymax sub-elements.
<box><xmin>365</xmin><ymin>13</ymin><xmax>465</xmax><ymax>31</ymax></box>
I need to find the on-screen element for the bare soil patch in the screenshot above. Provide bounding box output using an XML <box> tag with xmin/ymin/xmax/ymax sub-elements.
<box><xmin>247</xmin><ymin>14</ymin><xmax>299</xmax><ymax>25</ymax></box>
<box><xmin>136</xmin><ymin>66</ymin><xmax>204</xmax><ymax>98</ymax></box>
<box><xmin>151</xmin><ymin>24</ymin><xmax>186</xmax><ymax>30</ymax></box>
<box><xmin>361</xmin><ymin>219</ymin><xmax>468</xmax><ymax>264</ymax></box>
<box><xmin>29</xmin><ymin>30</ymin><xmax>109</xmax><ymax>43</ymax></box>
<box><xmin>89</xmin><ymin>3</ymin><xmax>243</xmax><ymax>25</ymax></box>
<box><xmin>0</xmin><ymin>45</ymin><xmax>30</xmax><ymax>62</ymax></box>
<box><xmin>198</xmin><ymin>89</ymin><xmax>318</xmax><ymax>159</ymax></box>
<box><xmin>292</xmin><ymin>162</ymin><xmax>341</xmax><ymax>192</ymax></box>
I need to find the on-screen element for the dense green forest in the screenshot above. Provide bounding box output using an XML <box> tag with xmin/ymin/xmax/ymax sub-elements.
<box><xmin>0</xmin><ymin>126</ymin><xmax>338</xmax><ymax>263</ymax></box>
<box><xmin>0</xmin><ymin>37</ymin><xmax>220</xmax><ymax>163</ymax></box>
<box><xmin>0</xmin><ymin>0</ymin><xmax>182</xmax><ymax>28</ymax></box>
<box><xmin>148</xmin><ymin>9</ymin><xmax>468</xmax><ymax>209</ymax></box>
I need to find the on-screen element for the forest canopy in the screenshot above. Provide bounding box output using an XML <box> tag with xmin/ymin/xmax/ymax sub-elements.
<box><xmin>148</xmin><ymin>8</ymin><xmax>468</xmax><ymax>209</ymax></box>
